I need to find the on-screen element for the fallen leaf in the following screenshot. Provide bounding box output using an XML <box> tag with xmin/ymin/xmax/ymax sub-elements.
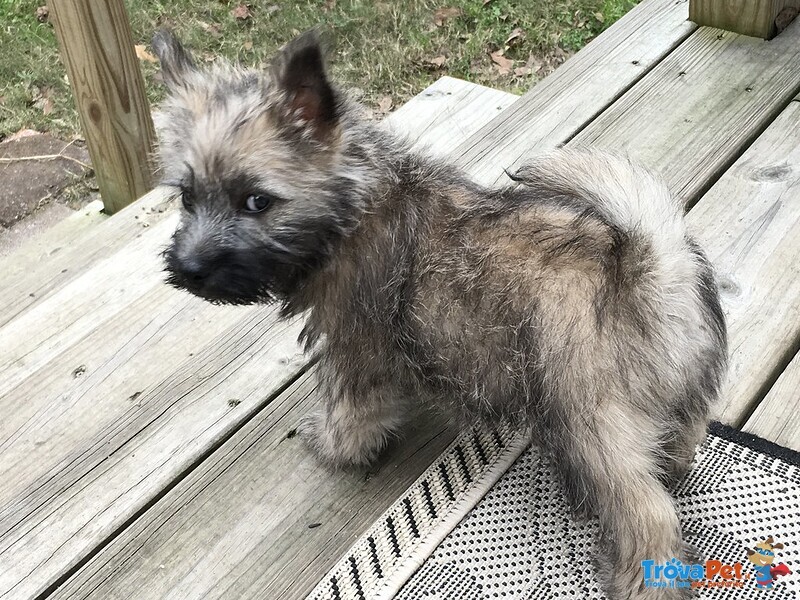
<box><xmin>7</xmin><ymin>129</ymin><xmax>40</xmax><ymax>142</ymax></box>
<box><xmin>434</xmin><ymin>7</ymin><xmax>461</xmax><ymax>26</ymax></box>
<box><xmin>243</xmin><ymin>40</ymin><xmax>253</xmax><ymax>51</ymax></box>
<box><xmin>377</xmin><ymin>96</ymin><xmax>393</xmax><ymax>113</ymax></box>
<box><xmin>482</xmin><ymin>0</ymin><xmax>495</xmax><ymax>4</ymax></box>
<box><xmin>513</xmin><ymin>66</ymin><xmax>531</xmax><ymax>77</ymax></box>
<box><xmin>594</xmin><ymin>11</ymin><xmax>605</xmax><ymax>22</ymax></box>
<box><xmin>424</xmin><ymin>55</ymin><xmax>447</xmax><ymax>69</ymax></box>
<box><xmin>199</xmin><ymin>21</ymin><xmax>223</xmax><ymax>38</ymax></box>
<box><xmin>134</xmin><ymin>44</ymin><xmax>158</xmax><ymax>63</ymax></box>
<box><xmin>505</xmin><ymin>27</ymin><xmax>525</xmax><ymax>48</ymax></box>
<box><xmin>489</xmin><ymin>50</ymin><xmax>513</xmax><ymax>75</ymax></box>
<box><xmin>232</xmin><ymin>4</ymin><xmax>252</xmax><ymax>21</ymax></box>
<box><xmin>35</xmin><ymin>5</ymin><xmax>49</xmax><ymax>23</ymax></box>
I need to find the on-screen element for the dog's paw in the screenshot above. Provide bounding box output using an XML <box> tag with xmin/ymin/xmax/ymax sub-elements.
<box><xmin>296</xmin><ymin>410</ymin><xmax>387</xmax><ymax>470</ymax></box>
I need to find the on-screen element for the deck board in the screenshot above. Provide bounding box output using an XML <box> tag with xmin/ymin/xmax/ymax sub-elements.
<box><xmin>455</xmin><ymin>0</ymin><xmax>697</xmax><ymax>187</ymax></box>
<box><xmin>745</xmin><ymin>349</ymin><xmax>800</xmax><ymax>451</ymax></box>
<box><xmin>51</xmin><ymin>370</ymin><xmax>454</xmax><ymax>600</ymax></box>
<box><xmin>687</xmin><ymin>97</ymin><xmax>800</xmax><ymax>425</ymax></box>
<box><xmin>0</xmin><ymin>79</ymin><xmax>519</xmax><ymax>600</ymax></box>
<box><xmin>42</xmin><ymin>23</ymin><xmax>800</xmax><ymax>600</ymax></box>
<box><xmin>572</xmin><ymin>25</ymin><xmax>800</xmax><ymax>204</ymax></box>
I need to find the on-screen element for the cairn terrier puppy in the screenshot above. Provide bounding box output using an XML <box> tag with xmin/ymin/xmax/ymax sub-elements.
<box><xmin>153</xmin><ymin>29</ymin><xmax>727</xmax><ymax>600</ymax></box>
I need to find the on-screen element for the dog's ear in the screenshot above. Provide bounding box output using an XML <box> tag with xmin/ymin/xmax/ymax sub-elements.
<box><xmin>773</xmin><ymin>543</ymin><xmax>784</xmax><ymax>550</ymax></box>
<box><xmin>745</xmin><ymin>548</ymin><xmax>755</xmax><ymax>556</ymax></box>
<box><xmin>271</xmin><ymin>29</ymin><xmax>338</xmax><ymax>140</ymax></box>
<box><xmin>152</xmin><ymin>29</ymin><xmax>196</xmax><ymax>90</ymax></box>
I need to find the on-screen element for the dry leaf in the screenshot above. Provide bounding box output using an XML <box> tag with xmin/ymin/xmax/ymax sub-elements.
<box><xmin>482</xmin><ymin>0</ymin><xmax>495</xmax><ymax>4</ymax></box>
<box><xmin>33</xmin><ymin>95</ymin><xmax>54</xmax><ymax>115</ymax></box>
<box><xmin>594</xmin><ymin>12</ymin><xmax>605</xmax><ymax>22</ymax></box>
<box><xmin>199</xmin><ymin>21</ymin><xmax>223</xmax><ymax>38</ymax></box>
<box><xmin>7</xmin><ymin>129</ymin><xmax>40</xmax><ymax>142</ymax></box>
<box><xmin>135</xmin><ymin>44</ymin><xmax>158</xmax><ymax>63</ymax></box>
<box><xmin>377</xmin><ymin>96</ymin><xmax>393</xmax><ymax>113</ymax></box>
<box><xmin>35</xmin><ymin>5</ymin><xmax>49</xmax><ymax>23</ymax></box>
<box><xmin>232</xmin><ymin>4</ymin><xmax>252</xmax><ymax>21</ymax></box>
<box><xmin>434</xmin><ymin>7</ymin><xmax>461</xmax><ymax>26</ymax></box>
<box><xmin>427</xmin><ymin>55</ymin><xmax>447</xmax><ymax>68</ymax></box>
<box><xmin>243</xmin><ymin>40</ymin><xmax>253</xmax><ymax>51</ymax></box>
<box><xmin>505</xmin><ymin>27</ymin><xmax>525</xmax><ymax>47</ymax></box>
<box><xmin>513</xmin><ymin>66</ymin><xmax>531</xmax><ymax>77</ymax></box>
<box><xmin>489</xmin><ymin>50</ymin><xmax>513</xmax><ymax>75</ymax></box>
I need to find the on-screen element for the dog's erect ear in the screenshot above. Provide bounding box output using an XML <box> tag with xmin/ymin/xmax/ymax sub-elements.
<box><xmin>271</xmin><ymin>30</ymin><xmax>338</xmax><ymax>140</ymax></box>
<box><xmin>152</xmin><ymin>29</ymin><xmax>196</xmax><ymax>90</ymax></box>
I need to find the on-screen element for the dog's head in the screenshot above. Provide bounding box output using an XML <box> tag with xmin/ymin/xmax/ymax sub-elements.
<box><xmin>153</xmin><ymin>30</ymin><xmax>373</xmax><ymax>305</ymax></box>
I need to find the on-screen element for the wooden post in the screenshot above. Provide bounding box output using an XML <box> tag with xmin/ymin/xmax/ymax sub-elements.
<box><xmin>689</xmin><ymin>0</ymin><xmax>799</xmax><ymax>39</ymax></box>
<box><xmin>50</xmin><ymin>0</ymin><xmax>156</xmax><ymax>214</ymax></box>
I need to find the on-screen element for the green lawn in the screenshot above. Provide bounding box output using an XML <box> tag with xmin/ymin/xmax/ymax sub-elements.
<box><xmin>0</xmin><ymin>0</ymin><xmax>638</xmax><ymax>140</ymax></box>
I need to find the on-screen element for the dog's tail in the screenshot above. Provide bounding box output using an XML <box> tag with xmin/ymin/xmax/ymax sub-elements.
<box><xmin>515</xmin><ymin>146</ymin><xmax>727</xmax><ymax>420</ymax></box>
<box><xmin>513</xmin><ymin>147</ymin><xmax>689</xmax><ymax>284</ymax></box>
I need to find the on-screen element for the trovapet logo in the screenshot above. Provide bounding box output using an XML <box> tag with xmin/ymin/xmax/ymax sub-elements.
<box><xmin>642</xmin><ymin>536</ymin><xmax>793</xmax><ymax>591</ymax></box>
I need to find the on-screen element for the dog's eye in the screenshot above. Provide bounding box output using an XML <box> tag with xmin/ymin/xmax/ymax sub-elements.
<box><xmin>181</xmin><ymin>190</ymin><xmax>194</xmax><ymax>211</ymax></box>
<box><xmin>244</xmin><ymin>194</ymin><xmax>271</xmax><ymax>213</ymax></box>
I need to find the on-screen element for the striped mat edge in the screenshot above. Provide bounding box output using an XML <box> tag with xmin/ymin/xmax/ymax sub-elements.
<box><xmin>306</xmin><ymin>424</ymin><xmax>532</xmax><ymax>600</ymax></box>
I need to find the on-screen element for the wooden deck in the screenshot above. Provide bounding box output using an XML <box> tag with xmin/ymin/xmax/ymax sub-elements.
<box><xmin>1</xmin><ymin>0</ymin><xmax>800</xmax><ymax>597</ymax></box>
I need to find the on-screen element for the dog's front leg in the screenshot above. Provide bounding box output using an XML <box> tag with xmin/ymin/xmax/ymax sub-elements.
<box><xmin>299</xmin><ymin>357</ymin><xmax>409</xmax><ymax>469</ymax></box>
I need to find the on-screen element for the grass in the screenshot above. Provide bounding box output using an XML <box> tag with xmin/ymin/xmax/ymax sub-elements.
<box><xmin>0</xmin><ymin>0</ymin><xmax>639</xmax><ymax>140</ymax></box>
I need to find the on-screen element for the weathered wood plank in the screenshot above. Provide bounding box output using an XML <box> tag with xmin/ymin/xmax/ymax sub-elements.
<box><xmin>45</xmin><ymin>29</ymin><xmax>800</xmax><ymax>600</ymax></box>
<box><xmin>0</xmin><ymin>200</ymin><xmax>105</xmax><ymax>278</ymax></box>
<box><xmin>52</xmin><ymin>370</ymin><xmax>455</xmax><ymax>600</ymax></box>
<box><xmin>50</xmin><ymin>0</ymin><xmax>156</xmax><ymax>213</ymax></box>
<box><xmin>744</xmin><ymin>349</ymin><xmax>800</xmax><ymax>451</ymax></box>
<box><xmin>572</xmin><ymin>25</ymin><xmax>800</xmax><ymax>204</ymax></box>
<box><xmin>689</xmin><ymin>0</ymin><xmax>799</xmax><ymax>39</ymax></box>
<box><xmin>0</xmin><ymin>80</ymin><xmax>518</xmax><ymax>600</ymax></box>
<box><xmin>686</xmin><ymin>97</ymin><xmax>800</xmax><ymax>425</ymax></box>
<box><xmin>455</xmin><ymin>0</ymin><xmax>697</xmax><ymax>187</ymax></box>
<box><xmin>0</xmin><ymin>78</ymin><xmax>513</xmax><ymax>330</ymax></box>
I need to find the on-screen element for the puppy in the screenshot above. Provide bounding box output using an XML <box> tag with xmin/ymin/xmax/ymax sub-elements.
<box><xmin>152</xmin><ymin>29</ymin><xmax>727</xmax><ymax>599</ymax></box>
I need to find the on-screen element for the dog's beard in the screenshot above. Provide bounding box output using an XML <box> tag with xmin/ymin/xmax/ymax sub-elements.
<box><xmin>162</xmin><ymin>236</ymin><xmax>326</xmax><ymax>306</ymax></box>
<box><xmin>163</xmin><ymin>249</ymin><xmax>273</xmax><ymax>305</ymax></box>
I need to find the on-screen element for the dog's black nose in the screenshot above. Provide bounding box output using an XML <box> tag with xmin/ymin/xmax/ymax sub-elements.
<box><xmin>178</xmin><ymin>257</ymin><xmax>210</xmax><ymax>282</ymax></box>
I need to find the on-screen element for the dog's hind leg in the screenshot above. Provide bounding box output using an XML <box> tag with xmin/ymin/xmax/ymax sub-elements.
<box><xmin>546</xmin><ymin>403</ymin><xmax>693</xmax><ymax>600</ymax></box>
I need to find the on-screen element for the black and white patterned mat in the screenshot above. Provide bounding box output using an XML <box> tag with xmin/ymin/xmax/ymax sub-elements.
<box><xmin>308</xmin><ymin>423</ymin><xmax>800</xmax><ymax>599</ymax></box>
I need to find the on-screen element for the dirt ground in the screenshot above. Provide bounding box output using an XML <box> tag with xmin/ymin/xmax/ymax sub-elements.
<box><xmin>0</xmin><ymin>130</ymin><xmax>96</xmax><ymax>257</ymax></box>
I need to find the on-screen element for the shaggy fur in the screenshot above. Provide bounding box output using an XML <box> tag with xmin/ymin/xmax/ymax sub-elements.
<box><xmin>153</xmin><ymin>29</ymin><xmax>727</xmax><ymax>600</ymax></box>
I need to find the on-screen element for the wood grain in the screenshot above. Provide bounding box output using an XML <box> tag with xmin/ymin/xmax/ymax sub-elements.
<box><xmin>51</xmin><ymin>369</ymin><xmax>455</xmax><ymax>600</ymax></box>
<box><xmin>50</xmin><ymin>0</ymin><xmax>156</xmax><ymax>214</ymax></box>
<box><xmin>690</xmin><ymin>0</ymin><xmax>799</xmax><ymax>39</ymax></box>
<box><xmin>454</xmin><ymin>0</ymin><xmax>697</xmax><ymax>187</ymax></box>
<box><xmin>572</xmin><ymin>23</ymin><xmax>800</xmax><ymax>204</ymax></box>
<box><xmin>686</xmin><ymin>98</ymin><xmax>800</xmax><ymax>425</ymax></box>
<box><xmin>0</xmin><ymin>200</ymin><xmax>105</xmax><ymax>280</ymax></box>
<box><xmin>0</xmin><ymin>80</ymin><xmax>518</xmax><ymax>600</ymax></box>
<box><xmin>745</xmin><ymin>349</ymin><xmax>800</xmax><ymax>451</ymax></box>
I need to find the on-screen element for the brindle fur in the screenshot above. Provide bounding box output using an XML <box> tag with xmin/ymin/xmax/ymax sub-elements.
<box><xmin>153</xmin><ymin>29</ymin><xmax>727</xmax><ymax>600</ymax></box>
